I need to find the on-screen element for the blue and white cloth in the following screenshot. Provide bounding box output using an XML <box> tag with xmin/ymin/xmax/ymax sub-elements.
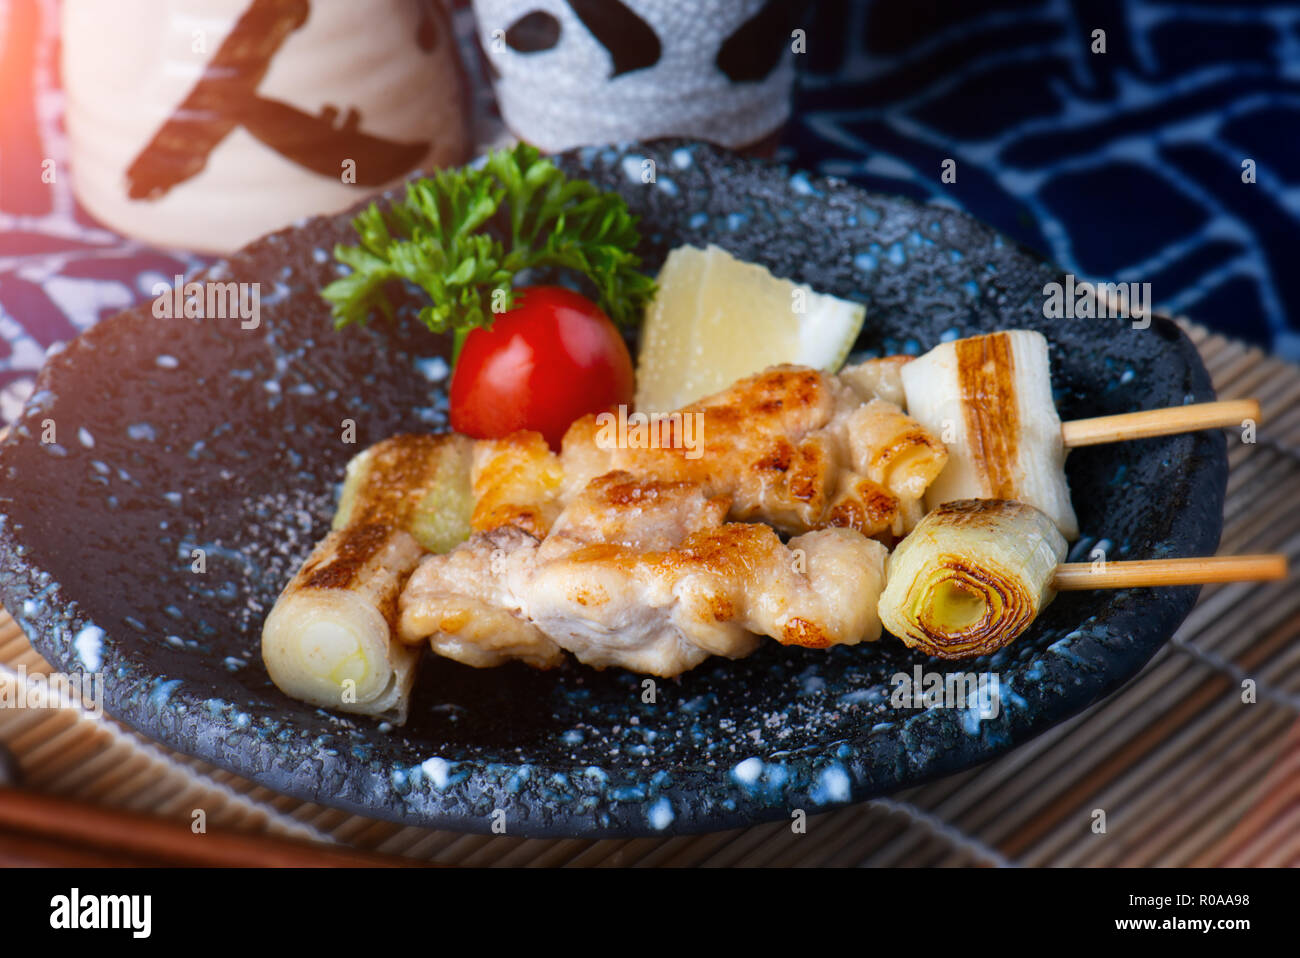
<box><xmin>784</xmin><ymin>0</ymin><xmax>1300</xmax><ymax>360</ymax></box>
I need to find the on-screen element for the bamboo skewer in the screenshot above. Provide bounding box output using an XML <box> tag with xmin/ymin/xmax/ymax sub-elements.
<box><xmin>1061</xmin><ymin>399</ymin><xmax>1260</xmax><ymax>448</ymax></box>
<box><xmin>1053</xmin><ymin>554</ymin><xmax>1288</xmax><ymax>590</ymax></box>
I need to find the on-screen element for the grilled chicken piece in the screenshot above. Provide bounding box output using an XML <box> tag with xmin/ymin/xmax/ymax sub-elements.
<box><xmin>399</xmin><ymin>473</ymin><xmax>729</xmax><ymax>670</ymax></box>
<box><xmin>396</xmin><ymin>525</ymin><xmax>565</xmax><ymax>670</ymax></box>
<box><xmin>470</xmin><ymin>430</ymin><xmax>564</xmax><ymax>538</ymax></box>
<box><xmin>845</xmin><ymin>398</ymin><xmax>948</xmax><ymax>501</ymax></box>
<box><xmin>526</xmin><ymin>524</ymin><xmax>887</xmax><ymax>676</ymax></box>
<box><xmin>839</xmin><ymin>355</ymin><xmax>913</xmax><ymax>408</ymax></box>
<box><xmin>560</xmin><ymin>364</ymin><xmax>946</xmax><ymax>542</ymax></box>
<box><xmin>399</xmin><ymin>472</ymin><xmax>889</xmax><ymax>677</ymax></box>
<box><xmin>826</xmin><ymin>477</ymin><xmax>907</xmax><ymax>540</ymax></box>
<box><xmin>543</xmin><ymin>471</ymin><xmax>731</xmax><ymax>553</ymax></box>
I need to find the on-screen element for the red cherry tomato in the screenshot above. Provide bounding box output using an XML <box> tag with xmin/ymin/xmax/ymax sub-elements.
<box><xmin>449</xmin><ymin>286</ymin><xmax>635</xmax><ymax>450</ymax></box>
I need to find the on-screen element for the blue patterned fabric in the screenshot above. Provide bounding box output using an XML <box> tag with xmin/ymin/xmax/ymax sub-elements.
<box><xmin>783</xmin><ymin>0</ymin><xmax>1300</xmax><ymax>360</ymax></box>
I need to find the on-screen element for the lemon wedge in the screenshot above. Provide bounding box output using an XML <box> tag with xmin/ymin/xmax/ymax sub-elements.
<box><xmin>634</xmin><ymin>244</ymin><xmax>867</xmax><ymax>413</ymax></box>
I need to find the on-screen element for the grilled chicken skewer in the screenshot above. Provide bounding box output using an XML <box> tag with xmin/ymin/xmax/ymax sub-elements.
<box><xmin>399</xmin><ymin>470</ymin><xmax>890</xmax><ymax>677</ymax></box>
<box><xmin>898</xmin><ymin>330</ymin><xmax>1259</xmax><ymax>540</ymax></box>
<box><xmin>269</xmin><ymin>343</ymin><xmax>1267</xmax><ymax>698</ymax></box>
<box><xmin>561</xmin><ymin>363</ymin><xmax>948</xmax><ymax>544</ymax></box>
<box><xmin>878</xmin><ymin>498</ymin><xmax>1287</xmax><ymax>659</ymax></box>
<box><xmin>265</xmin><ymin>360</ymin><xmax>937</xmax><ymax>703</ymax></box>
<box><xmin>261</xmin><ymin>434</ymin><xmax>472</xmax><ymax>722</ymax></box>
<box><xmin>395</xmin><ymin>365</ymin><xmax>942</xmax><ymax>677</ymax></box>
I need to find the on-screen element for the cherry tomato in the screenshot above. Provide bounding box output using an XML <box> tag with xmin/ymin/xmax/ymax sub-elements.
<box><xmin>449</xmin><ymin>286</ymin><xmax>635</xmax><ymax>450</ymax></box>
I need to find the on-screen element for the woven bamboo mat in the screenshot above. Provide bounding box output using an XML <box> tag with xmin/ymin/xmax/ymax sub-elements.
<box><xmin>2</xmin><ymin>321</ymin><xmax>1297</xmax><ymax>866</ymax></box>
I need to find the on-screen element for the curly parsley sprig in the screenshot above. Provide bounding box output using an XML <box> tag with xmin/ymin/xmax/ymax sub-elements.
<box><xmin>321</xmin><ymin>144</ymin><xmax>656</xmax><ymax>351</ymax></box>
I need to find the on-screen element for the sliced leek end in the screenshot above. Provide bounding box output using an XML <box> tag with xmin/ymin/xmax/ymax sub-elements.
<box><xmin>262</xmin><ymin>590</ymin><xmax>419</xmax><ymax>723</ymax></box>
<box><xmin>929</xmin><ymin>579</ymin><xmax>989</xmax><ymax>632</ymax></box>
<box><xmin>879</xmin><ymin>499</ymin><xmax>1067</xmax><ymax>658</ymax></box>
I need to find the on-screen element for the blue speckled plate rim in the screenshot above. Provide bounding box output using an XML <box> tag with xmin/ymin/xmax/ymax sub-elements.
<box><xmin>0</xmin><ymin>145</ymin><xmax>1226</xmax><ymax>838</ymax></box>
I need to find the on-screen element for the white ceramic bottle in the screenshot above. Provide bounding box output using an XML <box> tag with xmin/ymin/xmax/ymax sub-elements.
<box><xmin>62</xmin><ymin>0</ymin><xmax>470</xmax><ymax>253</ymax></box>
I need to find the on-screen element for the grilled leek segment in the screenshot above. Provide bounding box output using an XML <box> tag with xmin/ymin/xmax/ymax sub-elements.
<box><xmin>262</xmin><ymin>434</ymin><xmax>473</xmax><ymax>722</ymax></box>
<box><xmin>901</xmin><ymin>330</ymin><xmax>1079</xmax><ymax>540</ymax></box>
<box><xmin>262</xmin><ymin>527</ymin><xmax>425</xmax><ymax>721</ymax></box>
<box><xmin>334</xmin><ymin>433</ymin><xmax>474</xmax><ymax>552</ymax></box>
<box><xmin>878</xmin><ymin>499</ymin><xmax>1067</xmax><ymax>658</ymax></box>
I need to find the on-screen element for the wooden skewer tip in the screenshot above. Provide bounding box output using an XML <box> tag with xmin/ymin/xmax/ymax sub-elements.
<box><xmin>1053</xmin><ymin>554</ymin><xmax>1288</xmax><ymax>590</ymax></box>
<box><xmin>1061</xmin><ymin>399</ymin><xmax>1262</xmax><ymax>448</ymax></box>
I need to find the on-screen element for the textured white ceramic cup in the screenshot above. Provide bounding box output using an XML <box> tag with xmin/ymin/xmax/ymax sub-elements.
<box><xmin>472</xmin><ymin>0</ymin><xmax>800</xmax><ymax>152</ymax></box>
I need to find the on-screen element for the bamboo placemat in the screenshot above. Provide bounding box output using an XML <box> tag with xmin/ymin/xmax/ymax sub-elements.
<box><xmin>2</xmin><ymin>321</ymin><xmax>1297</xmax><ymax>866</ymax></box>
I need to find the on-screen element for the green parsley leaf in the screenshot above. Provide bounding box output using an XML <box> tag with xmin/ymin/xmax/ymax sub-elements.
<box><xmin>322</xmin><ymin>144</ymin><xmax>656</xmax><ymax>339</ymax></box>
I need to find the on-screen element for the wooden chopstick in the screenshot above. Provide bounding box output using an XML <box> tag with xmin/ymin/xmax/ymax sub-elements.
<box><xmin>1053</xmin><ymin>554</ymin><xmax>1288</xmax><ymax>590</ymax></box>
<box><xmin>0</xmin><ymin>786</ymin><xmax>433</xmax><ymax>867</ymax></box>
<box><xmin>1061</xmin><ymin>399</ymin><xmax>1260</xmax><ymax>448</ymax></box>
<box><xmin>0</xmin><ymin>829</ymin><xmax>168</xmax><ymax>867</ymax></box>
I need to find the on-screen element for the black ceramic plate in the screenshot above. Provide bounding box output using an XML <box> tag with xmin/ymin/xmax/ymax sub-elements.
<box><xmin>0</xmin><ymin>141</ymin><xmax>1225</xmax><ymax>837</ymax></box>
